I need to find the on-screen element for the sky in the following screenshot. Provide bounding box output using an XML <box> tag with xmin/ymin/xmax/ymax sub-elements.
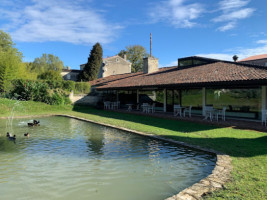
<box><xmin>0</xmin><ymin>0</ymin><xmax>267</xmax><ymax>69</ymax></box>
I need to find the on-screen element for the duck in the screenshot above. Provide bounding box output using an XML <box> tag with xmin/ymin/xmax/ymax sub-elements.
<box><xmin>28</xmin><ymin>120</ymin><xmax>40</xmax><ymax>127</ymax></box>
<box><xmin>24</xmin><ymin>133</ymin><xmax>30</xmax><ymax>137</ymax></box>
<box><xmin>6</xmin><ymin>132</ymin><xmax>10</xmax><ymax>137</ymax></box>
<box><xmin>8</xmin><ymin>135</ymin><xmax>16</xmax><ymax>140</ymax></box>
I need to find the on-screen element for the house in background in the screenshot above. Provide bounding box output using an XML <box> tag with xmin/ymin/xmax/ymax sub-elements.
<box><xmin>61</xmin><ymin>55</ymin><xmax>131</xmax><ymax>81</ymax></box>
<box><xmin>239</xmin><ymin>54</ymin><xmax>267</xmax><ymax>66</ymax></box>
<box><xmin>61</xmin><ymin>67</ymin><xmax>80</xmax><ymax>81</ymax></box>
<box><xmin>80</xmin><ymin>55</ymin><xmax>132</xmax><ymax>79</ymax></box>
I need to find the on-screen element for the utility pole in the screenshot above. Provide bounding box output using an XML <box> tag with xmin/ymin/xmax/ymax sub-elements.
<box><xmin>150</xmin><ymin>33</ymin><xmax>152</xmax><ymax>57</ymax></box>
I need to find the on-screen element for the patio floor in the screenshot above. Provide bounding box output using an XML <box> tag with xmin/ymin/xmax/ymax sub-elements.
<box><xmin>109</xmin><ymin>108</ymin><xmax>267</xmax><ymax>132</ymax></box>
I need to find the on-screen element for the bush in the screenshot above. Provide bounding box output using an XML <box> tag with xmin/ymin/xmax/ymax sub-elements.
<box><xmin>74</xmin><ymin>82</ymin><xmax>91</xmax><ymax>94</ymax></box>
<box><xmin>10</xmin><ymin>79</ymin><xmax>71</xmax><ymax>105</ymax></box>
<box><xmin>11</xmin><ymin>79</ymin><xmax>49</xmax><ymax>101</ymax></box>
<box><xmin>37</xmin><ymin>70</ymin><xmax>63</xmax><ymax>81</ymax></box>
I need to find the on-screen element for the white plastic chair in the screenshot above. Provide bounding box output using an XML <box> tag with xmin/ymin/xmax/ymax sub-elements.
<box><xmin>148</xmin><ymin>103</ymin><xmax>156</xmax><ymax>113</ymax></box>
<box><xmin>216</xmin><ymin>106</ymin><xmax>227</xmax><ymax>121</ymax></box>
<box><xmin>183</xmin><ymin>105</ymin><xmax>192</xmax><ymax>117</ymax></box>
<box><xmin>173</xmin><ymin>104</ymin><xmax>182</xmax><ymax>116</ymax></box>
<box><xmin>204</xmin><ymin>106</ymin><xmax>214</xmax><ymax>121</ymax></box>
<box><xmin>104</xmin><ymin>101</ymin><xmax>111</xmax><ymax>109</ymax></box>
<box><xmin>142</xmin><ymin>103</ymin><xmax>149</xmax><ymax>113</ymax></box>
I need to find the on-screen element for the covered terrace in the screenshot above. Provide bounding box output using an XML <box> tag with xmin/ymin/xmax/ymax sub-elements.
<box><xmin>90</xmin><ymin>56</ymin><xmax>267</xmax><ymax>122</ymax></box>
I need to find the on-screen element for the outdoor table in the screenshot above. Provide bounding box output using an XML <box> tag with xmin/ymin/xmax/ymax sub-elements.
<box><xmin>204</xmin><ymin>108</ymin><xmax>218</xmax><ymax>121</ymax></box>
<box><xmin>174</xmin><ymin>106</ymin><xmax>185</xmax><ymax>117</ymax></box>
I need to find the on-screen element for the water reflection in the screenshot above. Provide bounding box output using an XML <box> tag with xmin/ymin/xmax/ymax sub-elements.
<box><xmin>0</xmin><ymin>116</ymin><xmax>216</xmax><ymax>200</ymax></box>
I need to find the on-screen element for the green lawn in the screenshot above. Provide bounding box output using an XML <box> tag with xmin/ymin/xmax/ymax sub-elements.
<box><xmin>0</xmin><ymin>98</ymin><xmax>266</xmax><ymax>199</ymax></box>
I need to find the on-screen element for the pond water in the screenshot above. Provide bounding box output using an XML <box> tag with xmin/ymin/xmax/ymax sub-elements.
<box><xmin>0</xmin><ymin>116</ymin><xmax>216</xmax><ymax>200</ymax></box>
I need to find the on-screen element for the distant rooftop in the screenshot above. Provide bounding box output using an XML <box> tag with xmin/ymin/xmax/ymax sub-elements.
<box><xmin>239</xmin><ymin>54</ymin><xmax>267</xmax><ymax>62</ymax></box>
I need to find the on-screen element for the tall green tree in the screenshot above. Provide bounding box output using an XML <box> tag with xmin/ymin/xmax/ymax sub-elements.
<box><xmin>0</xmin><ymin>30</ymin><xmax>28</xmax><ymax>92</ymax></box>
<box><xmin>118</xmin><ymin>45</ymin><xmax>149</xmax><ymax>72</ymax></box>
<box><xmin>31</xmin><ymin>53</ymin><xmax>64</xmax><ymax>74</ymax></box>
<box><xmin>81</xmin><ymin>43</ymin><xmax>103</xmax><ymax>81</ymax></box>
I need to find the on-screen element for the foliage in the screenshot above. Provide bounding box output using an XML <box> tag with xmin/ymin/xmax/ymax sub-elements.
<box><xmin>31</xmin><ymin>53</ymin><xmax>64</xmax><ymax>74</ymax></box>
<box><xmin>11</xmin><ymin>79</ymin><xmax>49</xmax><ymax>101</ymax></box>
<box><xmin>0</xmin><ymin>30</ymin><xmax>29</xmax><ymax>92</ymax></box>
<box><xmin>74</xmin><ymin>82</ymin><xmax>91</xmax><ymax>94</ymax></box>
<box><xmin>81</xmin><ymin>43</ymin><xmax>103</xmax><ymax>81</ymax></box>
<box><xmin>10</xmin><ymin>79</ymin><xmax>71</xmax><ymax>105</ymax></box>
<box><xmin>118</xmin><ymin>45</ymin><xmax>149</xmax><ymax>72</ymax></box>
<box><xmin>37</xmin><ymin>70</ymin><xmax>63</xmax><ymax>81</ymax></box>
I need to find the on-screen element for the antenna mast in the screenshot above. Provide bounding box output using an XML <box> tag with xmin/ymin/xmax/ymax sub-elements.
<box><xmin>150</xmin><ymin>33</ymin><xmax>152</xmax><ymax>57</ymax></box>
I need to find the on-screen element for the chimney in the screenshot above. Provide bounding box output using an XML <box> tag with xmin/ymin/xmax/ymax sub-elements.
<box><xmin>124</xmin><ymin>54</ymin><xmax>127</xmax><ymax>60</ymax></box>
<box><xmin>67</xmin><ymin>66</ymin><xmax>71</xmax><ymax>70</ymax></box>
<box><xmin>143</xmin><ymin>57</ymin><xmax>159</xmax><ymax>73</ymax></box>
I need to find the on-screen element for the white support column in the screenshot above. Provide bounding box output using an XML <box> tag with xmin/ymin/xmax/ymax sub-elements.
<box><xmin>164</xmin><ymin>89</ymin><xmax>167</xmax><ymax>112</ymax></box>
<box><xmin>202</xmin><ymin>87</ymin><xmax>206</xmax><ymax>116</ymax></box>
<box><xmin>137</xmin><ymin>89</ymin><xmax>139</xmax><ymax>104</ymax></box>
<box><xmin>262</xmin><ymin>86</ymin><xmax>266</xmax><ymax>120</ymax></box>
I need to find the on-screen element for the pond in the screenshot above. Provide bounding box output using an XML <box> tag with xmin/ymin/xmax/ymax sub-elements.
<box><xmin>0</xmin><ymin>116</ymin><xmax>216</xmax><ymax>200</ymax></box>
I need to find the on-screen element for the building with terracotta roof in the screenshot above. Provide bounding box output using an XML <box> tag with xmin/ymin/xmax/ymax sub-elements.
<box><xmin>239</xmin><ymin>54</ymin><xmax>267</xmax><ymax>66</ymax></box>
<box><xmin>91</xmin><ymin>56</ymin><xmax>267</xmax><ymax>121</ymax></box>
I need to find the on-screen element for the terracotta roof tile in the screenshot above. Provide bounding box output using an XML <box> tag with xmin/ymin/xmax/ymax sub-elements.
<box><xmin>92</xmin><ymin>62</ymin><xmax>267</xmax><ymax>90</ymax></box>
<box><xmin>239</xmin><ymin>54</ymin><xmax>267</xmax><ymax>62</ymax></box>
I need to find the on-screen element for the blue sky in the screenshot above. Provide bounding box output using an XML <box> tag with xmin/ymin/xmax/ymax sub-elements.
<box><xmin>1</xmin><ymin>0</ymin><xmax>267</xmax><ymax>69</ymax></box>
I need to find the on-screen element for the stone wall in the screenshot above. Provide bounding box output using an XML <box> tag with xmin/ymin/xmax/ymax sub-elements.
<box><xmin>69</xmin><ymin>92</ymin><xmax>101</xmax><ymax>106</ymax></box>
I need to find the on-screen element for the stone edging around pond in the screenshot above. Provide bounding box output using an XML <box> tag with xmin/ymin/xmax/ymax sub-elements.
<box><xmin>58</xmin><ymin>115</ymin><xmax>232</xmax><ymax>200</ymax></box>
<box><xmin>4</xmin><ymin>114</ymin><xmax>232</xmax><ymax>200</ymax></box>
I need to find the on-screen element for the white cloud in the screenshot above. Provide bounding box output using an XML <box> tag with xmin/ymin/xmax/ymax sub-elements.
<box><xmin>213</xmin><ymin>0</ymin><xmax>255</xmax><ymax>31</ymax></box>
<box><xmin>257</xmin><ymin>40</ymin><xmax>267</xmax><ymax>44</ymax></box>
<box><xmin>149</xmin><ymin>0</ymin><xmax>204</xmax><ymax>28</ymax></box>
<box><xmin>218</xmin><ymin>0</ymin><xmax>250</xmax><ymax>11</ymax></box>
<box><xmin>213</xmin><ymin>8</ymin><xmax>254</xmax><ymax>22</ymax></box>
<box><xmin>197</xmin><ymin>39</ymin><xmax>267</xmax><ymax>61</ymax></box>
<box><xmin>0</xmin><ymin>0</ymin><xmax>122</xmax><ymax>44</ymax></box>
<box><xmin>217</xmin><ymin>22</ymin><xmax>236</xmax><ymax>32</ymax></box>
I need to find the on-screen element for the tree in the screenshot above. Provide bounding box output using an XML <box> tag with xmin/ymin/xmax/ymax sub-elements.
<box><xmin>81</xmin><ymin>43</ymin><xmax>103</xmax><ymax>81</ymax></box>
<box><xmin>118</xmin><ymin>45</ymin><xmax>149</xmax><ymax>72</ymax></box>
<box><xmin>0</xmin><ymin>30</ymin><xmax>28</xmax><ymax>92</ymax></box>
<box><xmin>37</xmin><ymin>70</ymin><xmax>63</xmax><ymax>81</ymax></box>
<box><xmin>31</xmin><ymin>53</ymin><xmax>64</xmax><ymax>74</ymax></box>
<box><xmin>233</xmin><ymin>55</ymin><xmax>238</xmax><ymax>62</ymax></box>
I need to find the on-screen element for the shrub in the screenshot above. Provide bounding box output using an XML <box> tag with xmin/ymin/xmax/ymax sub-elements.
<box><xmin>74</xmin><ymin>82</ymin><xmax>91</xmax><ymax>94</ymax></box>
<box><xmin>10</xmin><ymin>79</ymin><xmax>71</xmax><ymax>105</ymax></box>
<box><xmin>37</xmin><ymin>70</ymin><xmax>63</xmax><ymax>81</ymax></box>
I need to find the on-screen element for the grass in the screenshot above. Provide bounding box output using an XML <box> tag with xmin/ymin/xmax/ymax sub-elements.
<box><xmin>0</xmin><ymin>98</ymin><xmax>267</xmax><ymax>199</ymax></box>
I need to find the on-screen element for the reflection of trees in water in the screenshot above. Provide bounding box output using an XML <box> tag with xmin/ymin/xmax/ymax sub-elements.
<box><xmin>85</xmin><ymin>125</ymin><xmax>105</xmax><ymax>155</ymax></box>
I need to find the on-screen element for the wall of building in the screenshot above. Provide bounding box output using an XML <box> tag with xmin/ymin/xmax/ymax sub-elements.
<box><xmin>69</xmin><ymin>92</ymin><xmax>102</xmax><ymax>106</ymax></box>
<box><xmin>61</xmin><ymin>71</ymin><xmax>80</xmax><ymax>81</ymax></box>
<box><xmin>99</xmin><ymin>56</ymin><xmax>131</xmax><ymax>78</ymax></box>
